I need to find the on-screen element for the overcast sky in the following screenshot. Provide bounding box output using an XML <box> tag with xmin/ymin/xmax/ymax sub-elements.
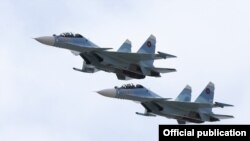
<box><xmin>0</xmin><ymin>0</ymin><xmax>250</xmax><ymax>141</ymax></box>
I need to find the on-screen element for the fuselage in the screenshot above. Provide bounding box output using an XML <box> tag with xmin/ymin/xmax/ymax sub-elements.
<box><xmin>35</xmin><ymin>33</ymin><xmax>149</xmax><ymax>79</ymax></box>
<box><xmin>97</xmin><ymin>84</ymin><xmax>223</xmax><ymax>124</ymax></box>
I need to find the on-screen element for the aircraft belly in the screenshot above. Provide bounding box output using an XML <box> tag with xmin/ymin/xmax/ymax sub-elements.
<box><xmin>96</xmin><ymin>57</ymin><xmax>145</xmax><ymax>78</ymax></box>
<box><xmin>96</xmin><ymin>52</ymin><xmax>130</xmax><ymax>66</ymax></box>
<box><xmin>146</xmin><ymin>102</ymin><xmax>203</xmax><ymax>123</ymax></box>
<box><xmin>80</xmin><ymin>52</ymin><xmax>148</xmax><ymax>79</ymax></box>
<box><xmin>158</xmin><ymin>110</ymin><xmax>203</xmax><ymax>123</ymax></box>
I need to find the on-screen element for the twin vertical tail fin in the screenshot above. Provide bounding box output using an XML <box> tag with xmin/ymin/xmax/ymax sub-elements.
<box><xmin>195</xmin><ymin>82</ymin><xmax>215</xmax><ymax>104</ymax></box>
<box><xmin>175</xmin><ymin>85</ymin><xmax>192</xmax><ymax>102</ymax></box>
<box><xmin>137</xmin><ymin>34</ymin><xmax>156</xmax><ymax>67</ymax></box>
<box><xmin>117</xmin><ymin>39</ymin><xmax>131</xmax><ymax>52</ymax></box>
<box><xmin>118</xmin><ymin>35</ymin><xmax>156</xmax><ymax>54</ymax></box>
<box><xmin>137</xmin><ymin>34</ymin><xmax>156</xmax><ymax>54</ymax></box>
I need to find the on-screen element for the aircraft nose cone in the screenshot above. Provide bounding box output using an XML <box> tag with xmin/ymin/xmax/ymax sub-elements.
<box><xmin>97</xmin><ymin>89</ymin><xmax>116</xmax><ymax>98</ymax></box>
<box><xmin>35</xmin><ymin>36</ymin><xmax>55</xmax><ymax>46</ymax></box>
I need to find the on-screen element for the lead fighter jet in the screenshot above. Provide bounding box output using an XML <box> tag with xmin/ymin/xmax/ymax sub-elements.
<box><xmin>97</xmin><ymin>82</ymin><xmax>234</xmax><ymax>124</ymax></box>
<box><xmin>35</xmin><ymin>32</ymin><xmax>176</xmax><ymax>80</ymax></box>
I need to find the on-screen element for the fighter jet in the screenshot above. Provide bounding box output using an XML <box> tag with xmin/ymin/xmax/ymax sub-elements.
<box><xmin>97</xmin><ymin>82</ymin><xmax>234</xmax><ymax>124</ymax></box>
<box><xmin>35</xmin><ymin>32</ymin><xmax>176</xmax><ymax>80</ymax></box>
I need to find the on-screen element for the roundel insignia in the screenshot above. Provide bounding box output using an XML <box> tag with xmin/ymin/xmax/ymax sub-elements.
<box><xmin>205</xmin><ymin>88</ymin><xmax>210</xmax><ymax>94</ymax></box>
<box><xmin>147</xmin><ymin>41</ymin><xmax>152</xmax><ymax>48</ymax></box>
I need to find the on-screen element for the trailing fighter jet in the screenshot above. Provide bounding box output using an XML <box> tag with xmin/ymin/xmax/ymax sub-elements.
<box><xmin>97</xmin><ymin>82</ymin><xmax>234</xmax><ymax>124</ymax></box>
<box><xmin>34</xmin><ymin>32</ymin><xmax>176</xmax><ymax>80</ymax></box>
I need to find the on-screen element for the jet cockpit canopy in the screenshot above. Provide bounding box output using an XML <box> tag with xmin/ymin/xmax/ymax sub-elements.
<box><xmin>55</xmin><ymin>32</ymin><xmax>83</xmax><ymax>38</ymax></box>
<box><xmin>117</xmin><ymin>84</ymin><xmax>144</xmax><ymax>89</ymax></box>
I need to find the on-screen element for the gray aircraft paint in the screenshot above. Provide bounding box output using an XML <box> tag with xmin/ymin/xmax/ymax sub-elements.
<box><xmin>98</xmin><ymin>83</ymin><xmax>233</xmax><ymax>124</ymax></box>
<box><xmin>35</xmin><ymin>32</ymin><xmax>176</xmax><ymax>80</ymax></box>
<box><xmin>117</xmin><ymin>39</ymin><xmax>131</xmax><ymax>52</ymax></box>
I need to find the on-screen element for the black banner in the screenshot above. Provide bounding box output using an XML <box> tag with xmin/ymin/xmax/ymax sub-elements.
<box><xmin>159</xmin><ymin>125</ymin><xmax>249</xmax><ymax>140</ymax></box>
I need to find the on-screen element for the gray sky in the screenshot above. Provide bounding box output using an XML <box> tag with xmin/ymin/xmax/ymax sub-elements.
<box><xmin>0</xmin><ymin>0</ymin><xmax>250</xmax><ymax>140</ymax></box>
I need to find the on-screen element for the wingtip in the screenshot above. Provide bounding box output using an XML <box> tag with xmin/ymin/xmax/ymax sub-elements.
<box><xmin>157</xmin><ymin>51</ymin><xmax>177</xmax><ymax>59</ymax></box>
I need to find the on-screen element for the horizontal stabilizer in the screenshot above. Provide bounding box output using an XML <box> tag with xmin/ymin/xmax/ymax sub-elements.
<box><xmin>211</xmin><ymin>114</ymin><xmax>234</xmax><ymax>119</ymax></box>
<box><xmin>150</xmin><ymin>67</ymin><xmax>176</xmax><ymax>73</ymax></box>
<box><xmin>157</xmin><ymin>51</ymin><xmax>177</xmax><ymax>59</ymax></box>
<box><xmin>213</xmin><ymin>102</ymin><xmax>233</xmax><ymax>108</ymax></box>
